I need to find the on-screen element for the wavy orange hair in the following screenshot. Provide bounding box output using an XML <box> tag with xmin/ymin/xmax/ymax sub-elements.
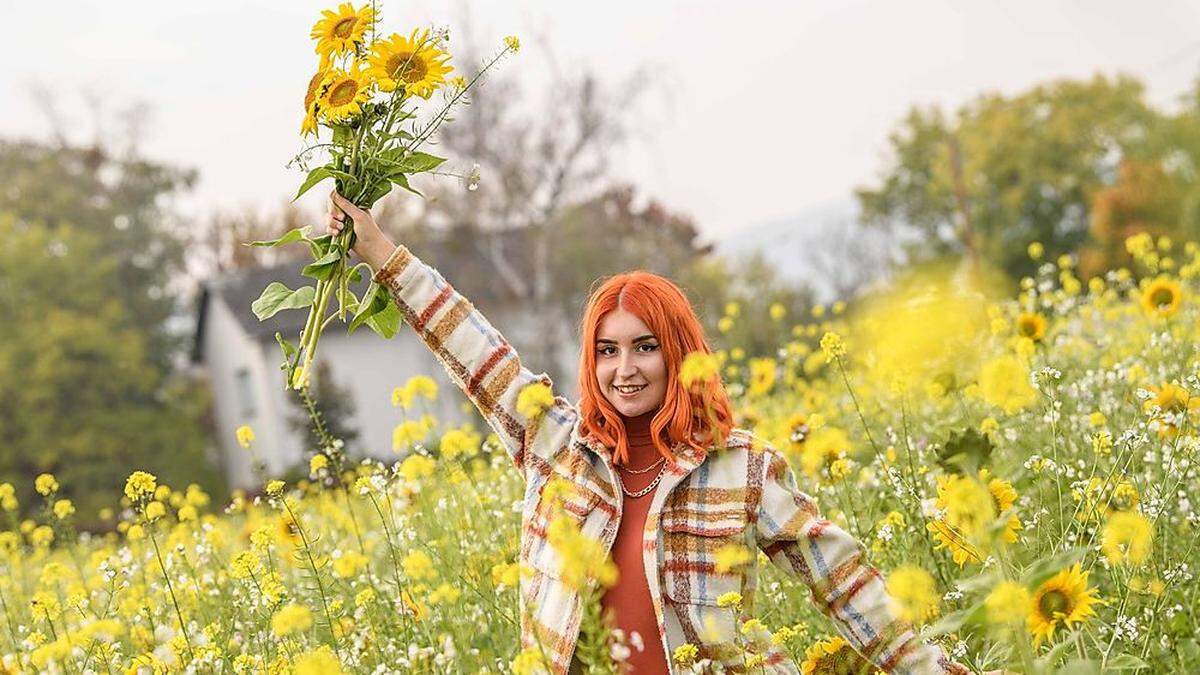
<box><xmin>577</xmin><ymin>270</ymin><xmax>733</xmax><ymax>465</ymax></box>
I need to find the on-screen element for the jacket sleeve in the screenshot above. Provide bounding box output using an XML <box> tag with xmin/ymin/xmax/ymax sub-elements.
<box><xmin>754</xmin><ymin>449</ymin><xmax>970</xmax><ymax>675</ymax></box>
<box><xmin>371</xmin><ymin>244</ymin><xmax>577</xmax><ymax>477</ymax></box>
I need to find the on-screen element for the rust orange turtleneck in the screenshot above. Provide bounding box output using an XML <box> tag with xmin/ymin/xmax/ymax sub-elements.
<box><xmin>599</xmin><ymin>410</ymin><xmax>670</xmax><ymax>674</ymax></box>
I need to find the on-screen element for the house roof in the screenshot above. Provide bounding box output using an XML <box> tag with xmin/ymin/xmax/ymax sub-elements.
<box><xmin>192</xmin><ymin>229</ymin><xmax>531</xmax><ymax>363</ymax></box>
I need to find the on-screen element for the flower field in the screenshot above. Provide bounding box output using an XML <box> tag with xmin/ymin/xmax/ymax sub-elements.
<box><xmin>2</xmin><ymin>234</ymin><xmax>1199</xmax><ymax>673</ymax></box>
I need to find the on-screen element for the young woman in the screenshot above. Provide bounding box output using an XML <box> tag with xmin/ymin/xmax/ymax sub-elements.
<box><xmin>327</xmin><ymin>191</ymin><xmax>971</xmax><ymax>674</ymax></box>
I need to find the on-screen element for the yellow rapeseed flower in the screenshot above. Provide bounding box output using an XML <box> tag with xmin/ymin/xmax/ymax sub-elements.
<box><xmin>124</xmin><ymin>471</ymin><xmax>157</xmax><ymax>504</ymax></box>
<box><xmin>819</xmin><ymin>331</ymin><xmax>845</xmax><ymax>362</ymax></box>
<box><xmin>516</xmin><ymin>382</ymin><xmax>554</xmax><ymax>418</ymax></box>
<box><xmin>294</xmin><ymin>646</ymin><xmax>344</xmax><ymax>675</ymax></box>
<box><xmin>1101</xmin><ymin>511</ymin><xmax>1153</xmax><ymax>566</ymax></box>
<box><xmin>885</xmin><ymin>565</ymin><xmax>939</xmax><ymax>624</ymax></box>
<box><xmin>271</xmin><ymin>603</ymin><xmax>313</xmax><ymax>637</ymax></box>
<box><xmin>401</xmin><ymin>550</ymin><xmax>436</xmax><ymax>581</ymax></box>
<box><xmin>35</xmin><ymin>473</ymin><xmax>58</xmax><ymax>497</ymax></box>
<box><xmin>986</xmin><ymin>581</ymin><xmax>1032</xmax><ymax>625</ymax></box>
<box><xmin>503</xmin><ymin>35</ymin><xmax>521</xmax><ymax>53</ymax></box>
<box><xmin>52</xmin><ymin>499</ymin><xmax>74</xmax><ymax>520</ymax></box>
<box><xmin>235</xmin><ymin>425</ymin><xmax>255</xmax><ymax>449</ymax></box>
<box><xmin>977</xmin><ymin>355</ymin><xmax>1037</xmax><ymax>414</ymax></box>
<box><xmin>672</xmin><ymin>643</ymin><xmax>698</xmax><ymax>666</ymax></box>
<box><xmin>713</xmin><ymin>543</ymin><xmax>753</xmax><ymax>574</ymax></box>
<box><xmin>679</xmin><ymin>351</ymin><xmax>720</xmax><ymax>389</ymax></box>
<box><xmin>511</xmin><ymin>647</ymin><xmax>549</xmax><ymax>675</ymax></box>
<box><xmin>398</xmin><ymin>454</ymin><xmax>436</xmax><ymax>482</ymax></box>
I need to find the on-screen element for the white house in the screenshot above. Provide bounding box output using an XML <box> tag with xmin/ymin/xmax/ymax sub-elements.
<box><xmin>192</xmin><ymin>241</ymin><xmax>579</xmax><ymax>489</ymax></box>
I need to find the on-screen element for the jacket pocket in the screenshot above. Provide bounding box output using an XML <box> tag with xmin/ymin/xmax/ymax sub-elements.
<box><xmin>660</xmin><ymin>504</ymin><xmax>747</xmax><ymax>606</ymax></box>
<box><xmin>524</xmin><ymin>482</ymin><xmax>600</xmax><ymax>582</ymax></box>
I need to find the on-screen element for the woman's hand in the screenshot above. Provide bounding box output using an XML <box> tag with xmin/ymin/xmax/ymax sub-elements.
<box><xmin>326</xmin><ymin>190</ymin><xmax>396</xmax><ymax>272</ymax></box>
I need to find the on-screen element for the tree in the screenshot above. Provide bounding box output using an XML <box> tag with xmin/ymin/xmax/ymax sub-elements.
<box><xmin>0</xmin><ymin>215</ymin><xmax>220</xmax><ymax>523</ymax></box>
<box><xmin>856</xmin><ymin>74</ymin><xmax>1164</xmax><ymax>279</ymax></box>
<box><xmin>0</xmin><ymin>137</ymin><xmax>197</xmax><ymax>370</ymax></box>
<box><xmin>409</xmin><ymin>41</ymin><xmax>649</xmax><ymax>384</ymax></box>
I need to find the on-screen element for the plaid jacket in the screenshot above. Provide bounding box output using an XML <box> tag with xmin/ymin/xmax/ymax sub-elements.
<box><xmin>374</xmin><ymin>244</ymin><xmax>970</xmax><ymax>675</ymax></box>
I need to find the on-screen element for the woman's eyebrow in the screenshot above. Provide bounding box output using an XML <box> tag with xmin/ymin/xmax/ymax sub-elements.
<box><xmin>596</xmin><ymin>335</ymin><xmax>657</xmax><ymax>344</ymax></box>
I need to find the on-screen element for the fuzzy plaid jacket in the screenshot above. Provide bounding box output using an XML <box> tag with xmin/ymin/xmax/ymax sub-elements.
<box><xmin>374</xmin><ymin>244</ymin><xmax>970</xmax><ymax>675</ymax></box>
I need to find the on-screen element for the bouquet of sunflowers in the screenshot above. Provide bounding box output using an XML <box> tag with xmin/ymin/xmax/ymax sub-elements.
<box><xmin>250</xmin><ymin>2</ymin><xmax>517</xmax><ymax>393</ymax></box>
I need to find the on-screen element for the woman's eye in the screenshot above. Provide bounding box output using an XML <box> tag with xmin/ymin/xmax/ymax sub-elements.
<box><xmin>638</xmin><ymin>343</ymin><xmax>659</xmax><ymax>352</ymax></box>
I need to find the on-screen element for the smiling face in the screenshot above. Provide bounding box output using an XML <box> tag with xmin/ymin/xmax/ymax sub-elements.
<box><xmin>594</xmin><ymin>307</ymin><xmax>668</xmax><ymax>418</ymax></box>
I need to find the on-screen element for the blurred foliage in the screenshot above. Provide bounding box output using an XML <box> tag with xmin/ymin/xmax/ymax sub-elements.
<box><xmin>857</xmin><ymin>74</ymin><xmax>1200</xmax><ymax>280</ymax></box>
<box><xmin>0</xmin><ymin>214</ymin><xmax>221</xmax><ymax>524</ymax></box>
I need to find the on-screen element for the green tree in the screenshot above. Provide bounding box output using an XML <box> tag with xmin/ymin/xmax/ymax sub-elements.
<box><xmin>856</xmin><ymin>74</ymin><xmax>1165</xmax><ymax>278</ymax></box>
<box><xmin>0</xmin><ymin>215</ymin><xmax>220</xmax><ymax>523</ymax></box>
<box><xmin>0</xmin><ymin>139</ymin><xmax>196</xmax><ymax>370</ymax></box>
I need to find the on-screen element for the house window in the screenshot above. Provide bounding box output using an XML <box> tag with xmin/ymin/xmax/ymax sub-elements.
<box><xmin>235</xmin><ymin>367</ymin><xmax>256</xmax><ymax>418</ymax></box>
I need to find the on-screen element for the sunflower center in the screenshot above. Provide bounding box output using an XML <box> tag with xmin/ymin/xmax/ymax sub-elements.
<box><xmin>328</xmin><ymin>80</ymin><xmax>359</xmax><ymax>106</ymax></box>
<box><xmin>1038</xmin><ymin>589</ymin><xmax>1072</xmax><ymax>618</ymax></box>
<box><xmin>332</xmin><ymin>17</ymin><xmax>357</xmax><ymax>38</ymax></box>
<box><xmin>388</xmin><ymin>51</ymin><xmax>428</xmax><ymax>82</ymax></box>
<box><xmin>1019</xmin><ymin>320</ymin><xmax>1037</xmax><ymax>337</ymax></box>
<box><xmin>1150</xmin><ymin>287</ymin><xmax>1175</xmax><ymax>307</ymax></box>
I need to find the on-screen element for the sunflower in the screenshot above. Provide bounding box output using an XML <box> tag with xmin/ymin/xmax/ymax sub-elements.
<box><xmin>800</xmin><ymin>636</ymin><xmax>874</xmax><ymax>675</ymax></box>
<box><xmin>1139</xmin><ymin>277</ymin><xmax>1182</xmax><ymax>318</ymax></box>
<box><xmin>1027</xmin><ymin>564</ymin><xmax>1100</xmax><ymax>645</ymax></box>
<box><xmin>318</xmin><ymin>67</ymin><xmax>372</xmax><ymax>123</ymax></box>
<box><xmin>1015</xmin><ymin>312</ymin><xmax>1047</xmax><ymax>341</ymax></box>
<box><xmin>784</xmin><ymin>412</ymin><xmax>810</xmax><ymax>451</ymax></box>
<box><xmin>311</xmin><ymin>3</ymin><xmax>375</xmax><ymax>66</ymax></box>
<box><xmin>366</xmin><ymin>30</ymin><xmax>453</xmax><ymax>98</ymax></box>
<box><xmin>1142</xmin><ymin>382</ymin><xmax>1200</xmax><ymax>438</ymax></box>
<box><xmin>275</xmin><ymin>514</ymin><xmax>303</xmax><ymax>547</ymax></box>
<box><xmin>301</xmin><ymin>68</ymin><xmax>332</xmax><ymax>135</ymax></box>
<box><xmin>982</xmin><ymin>469</ymin><xmax>1023</xmax><ymax>544</ymax></box>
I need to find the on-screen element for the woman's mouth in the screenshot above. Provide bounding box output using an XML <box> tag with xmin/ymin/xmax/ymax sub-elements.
<box><xmin>614</xmin><ymin>384</ymin><xmax>647</xmax><ymax>397</ymax></box>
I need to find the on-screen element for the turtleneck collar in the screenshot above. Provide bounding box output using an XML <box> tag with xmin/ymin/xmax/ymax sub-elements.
<box><xmin>622</xmin><ymin>410</ymin><xmax>656</xmax><ymax>443</ymax></box>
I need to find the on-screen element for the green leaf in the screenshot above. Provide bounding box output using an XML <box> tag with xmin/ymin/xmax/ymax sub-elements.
<box><xmin>301</xmin><ymin>249</ymin><xmax>342</xmax><ymax>281</ymax></box>
<box><xmin>251</xmin><ymin>283</ymin><xmax>315</xmax><ymax>320</ymax></box>
<box><xmin>392</xmin><ymin>151</ymin><xmax>446</xmax><ymax>174</ymax></box>
<box><xmin>294</xmin><ymin>167</ymin><xmax>333</xmax><ymax>201</ymax></box>
<box><xmin>1055</xmin><ymin>658</ymin><xmax>1100</xmax><ymax>675</ymax></box>
<box><xmin>275</xmin><ymin>332</ymin><xmax>297</xmax><ymax>361</ymax></box>
<box><xmin>348</xmin><ymin>282</ymin><xmax>384</xmax><ymax>334</ymax></box>
<box><xmin>332</xmin><ymin>125</ymin><xmax>353</xmax><ymax>144</ymax></box>
<box><xmin>365</xmin><ymin>300</ymin><xmax>401</xmax><ymax>339</ymax></box>
<box><xmin>924</xmin><ymin>601</ymin><xmax>985</xmax><ymax>638</ymax></box>
<box><xmin>248</xmin><ymin>227</ymin><xmax>308</xmax><ymax>248</ymax></box>
<box><xmin>390</xmin><ymin>172</ymin><xmax>424</xmax><ymax>197</ymax></box>
<box><xmin>1104</xmin><ymin>655</ymin><xmax>1150</xmax><ymax>671</ymax></box>
<box><xmin>1021</xmin><ymin>548</ymin><xmax>1086</xmax><ymax>588</ymax></box>
<box><xmin>363</xmin><ymin>180</ymin><xmax>392</xmax><ymax>206</ymax></box>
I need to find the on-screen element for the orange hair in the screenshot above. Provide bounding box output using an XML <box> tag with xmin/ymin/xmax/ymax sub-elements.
<box><xmin>577</xmin><ymin>270</ymin><xmax>733</xmax><ymax>465</ymax></box>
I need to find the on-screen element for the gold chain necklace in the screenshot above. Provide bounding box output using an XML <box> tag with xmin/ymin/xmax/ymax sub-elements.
<box><xmin>615</xmin><ymin>462</ymin><xmax>666</xmax><ymax>498</ymax></box>
<box><xmin>616</xmin><ymin>457</ymin><xmax>665</xmax><ymax>474</ymax></box>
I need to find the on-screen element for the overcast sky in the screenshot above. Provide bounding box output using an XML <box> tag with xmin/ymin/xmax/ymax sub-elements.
<box><xmin>3</xmin><ymin>0</ymin><xmax>1199</xmax><ymax>239</ymax></box>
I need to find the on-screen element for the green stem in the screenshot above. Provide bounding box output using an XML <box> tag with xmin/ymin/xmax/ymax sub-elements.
<box><xmin>147</xmin><ymin>522</ymin><xmax>194</xmax><ymax>662</ymax></box>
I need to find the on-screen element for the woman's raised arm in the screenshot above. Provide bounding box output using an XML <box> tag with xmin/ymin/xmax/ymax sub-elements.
<box><xmin>327</xmin><ymin>191</ymin><xmax>577</xmax><ymax>478</ymax></box>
